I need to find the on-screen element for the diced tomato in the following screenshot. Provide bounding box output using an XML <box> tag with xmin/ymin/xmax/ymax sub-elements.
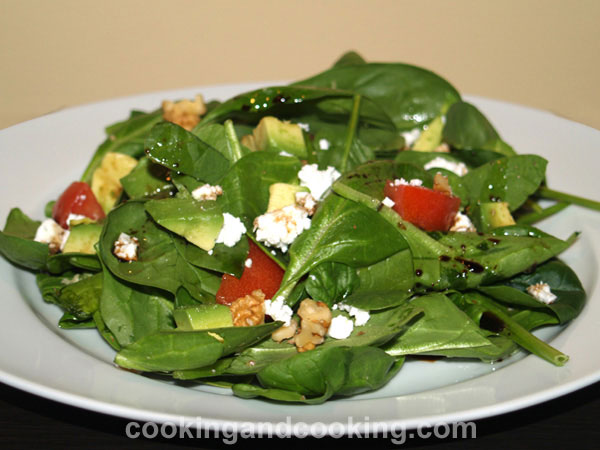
<box><xmin>52</xmin><ymin>181</ymin><xmax>106</xmax><ymax>228</ymax></box>
<box><xmin>384</xmin><ymin>181</ymin><xmax>460</xmax><ymax>232</ymax></box>
<box><xmin>216</xmin><ymin>239</ymin><xmax>285</xmax><ymax>305</ymax></box>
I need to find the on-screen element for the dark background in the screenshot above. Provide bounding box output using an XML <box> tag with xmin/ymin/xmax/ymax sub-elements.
<box><xmin>1</xmin><ymin>380</ymin><xmax>599</xmax><ymax>449</ymax></box>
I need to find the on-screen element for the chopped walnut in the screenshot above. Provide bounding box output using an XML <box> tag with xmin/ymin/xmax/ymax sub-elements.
<box><xmin>293</xmin><ymin>299</ymin><xmax>332</xmax><ymax>352</ymax></box>
<box><xmin>433</xmin><ymin>173</ymin><xmax>453</xmax><ymax>196</ymax></box>
<box><xmin>230</xmin><ymin>289</ymin><xmax>265</xmax><ymax>327</ymax></box>
<box><xmin>162</xmin><ymin>94</ymin><xmax>207</xmax><ymax>131</ymax></box>
<box><xmin>271</xmin><ymin>318</ymin><xmax>298</xmax><ymax>343</ymax></box>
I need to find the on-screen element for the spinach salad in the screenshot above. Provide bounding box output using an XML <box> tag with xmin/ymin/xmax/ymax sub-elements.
<box><xmin>2</xmin><ymin>52</ymin><xmax>599</xmax><ymax>404</ymax></box>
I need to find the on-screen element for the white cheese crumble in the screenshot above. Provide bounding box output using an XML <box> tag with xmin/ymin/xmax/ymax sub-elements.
<box><xmin>382</xmin><ymin>196</ymin><xmax>395</xmax><ymax>208</ymax></box>
<box><xmin>244</xmin><ymin>258</ymin><xmax>253</xmax><ymax>268</ymax></box>
<box><xmin>113</xmin><ymin>232</ymin><xmax>139</xmax><ymax>261</ymax></box>
<box><xmin>401</xmin><ymin>128</ymin><xmax>421</xmax><ymax>147</ymax></box>
<box><xmin>327</xmin><ymin>315</ymin><xmax>354</xmax><ymax>339</ymax></box>
<box><xmin>449</xmin><ymin>212</ymin><xmax>476</xmax><ymax>232</ymax></box>
<box><xmin>215</xmin><ymin>213</ymin><xmax>247</xmax><ymax>247</ymax></box>
<box><xmin>297</xmin><ymin>164</ymin><xmax>341</xmax><ymax>200</ymax></box>
<box><xmin>527</xmin><ymin>282</ymin><xmax>558</xmax><ymax>304</ymax></box>
<box><xmin>278</xmin><ymin>151</ymin><xmax>294</xmax><ymax>157</ymax></box>
<box><xmin>318</xmin><ymin>139</ymin><xmax>330</xmax><ymax>150</ymax></box>
<box><xmin>34</xmin><ymin>218</ymin><xmax>69</xmax><ymax>253</ymax></box>
<box><xmin>393</xmin><ymin>178</ymin><xmax>423</xmax><ymax>187</ymax></box>
<box><xmin>295</xmin><ymin>191</ymin><xmax>317</xmax><ymax>215</ymax></box>
<box><xmin>296</xmin><ymin>122</ymin><xmax>310</xmax><ymax>132</ymax></box>
<box><xmin>66</xmin><ymin>213</ymin><xmax>87</xmax><ymax>227</ymax></box>
<box><xmin>423</xmin><ymin>156</ymin><xmax>468</xmax><ymax>176</ymax></box>
<box><xmin>332</xmin><ymin>303</ymin><xmax>370</xmax><ymax>326</ymax></box>
<box><xmin>191</xmin><ymin>184</ymin><xmax>223</xmax><ymax>201</ymax></box>
<box><xmin>264</xmin><ymin>296</ymin><xmax>293</xmax><ymax>326</ymax></box>
<box><xmin>253</xmin><ymin>205</ymin><xmax>311</xmax><ymax>252</ymax></box>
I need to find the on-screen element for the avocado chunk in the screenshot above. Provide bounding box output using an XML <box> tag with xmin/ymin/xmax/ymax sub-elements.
<box><xmin>267</xmin><ymin>183</ymin><xmax>308</xmax><ymax>212</ymax></box>
<box><xmin>174</xmin><ymin>304</ymin><xmax>233</xmax><ymax>331</ymax></box>
<box><xmin>145</xmin><ymin>198</ymin><xmax>224</xmax><ymax>251</ymax></box>
<box><xmin>251</xmin><ymin>116</ymin><xmax>307</xmax><ymax>157</ymax></box>
<box><xmin>62</xmin><ymin>223</ymin><xmax>103</xmax><ymax>254</ymax></box>
<box><xmin>471</xmin><ymin>202</ymin><xmax>516</xmax><ymax>232</ymax></box>
<box><xmin>413</xmin><ymin>115</ymin><xmax>444</xmax><ymax>151</ymax></box>
<box><xmin>91</xmin><ymin>152</ymin><xmax>138</xmax><ymax>213</ymax></box>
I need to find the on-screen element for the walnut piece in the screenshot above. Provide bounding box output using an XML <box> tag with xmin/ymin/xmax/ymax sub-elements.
<box><xmin>162</xmin><ymin>94</ymin><xmax>207</xmax><ymax>131</ymax></box>
<box><xmin>433</xmin><ymin>173</ymin><xmax>453</xmax><ymax>196</ymax></box>
<box><xmin>271</xmin><ymin>318</ymin><xmax>298</xmax><ymax>343</ymax></box>
<box><xmin>293</xmin><ymin>299</ymin><xmax>332</xmax><ymax>352</ymax></box>
<box><xmin>230</xmin><ymin>289</ymin><xmax>265</xmax><ymax>327</ymax></box>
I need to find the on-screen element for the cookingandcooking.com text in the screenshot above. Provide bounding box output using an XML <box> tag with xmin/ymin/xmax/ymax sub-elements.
<box><xmin>125</xmin><ymin>417</ymin><xmax>476</xmax><ymax>444</ymax></box>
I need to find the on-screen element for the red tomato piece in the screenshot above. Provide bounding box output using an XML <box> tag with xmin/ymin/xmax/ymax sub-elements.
<box><xmin>384</xmin><ymin>181</ymin><xmax>460</xmax><ymax>232</ymax></box>
<box><xmin>216</xmin><ymin>239</ymin><xmax>285</xmax><ymax>305</ymax></box>
<box><xmin>52</xmin><ymin>181</ymin><xmax>106</xmax><ymax>229</ymax></box>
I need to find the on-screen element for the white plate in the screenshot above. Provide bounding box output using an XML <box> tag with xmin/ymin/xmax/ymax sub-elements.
<box><xmin>1</xmin><ymin>83</ymin><xmax>599</xmax><ymax>433</ymax></box>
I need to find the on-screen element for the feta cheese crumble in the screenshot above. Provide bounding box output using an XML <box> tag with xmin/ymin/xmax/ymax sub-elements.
<box><xmin>318</xmin><ymin>139</ymin><xmax>330</xmax><ymax>150</ymax></box>
<box><xmin>393</xmin><ymin>178</ymin><xmax>423</xmax><ymax>187</ymax></box>
<box><xmin>254</xmin><ymin>205</ymin><xmax>311</xmax><ymax>252</ymax></box>
<box><xmin>191</xmin><ymin>184</ymin><xmax>223</xmax><ymax>202</ymax></box>
<box><xmin>297</xmin><ymin>164</ymin><xmax>341</xmax><ymax>200</ymax></box>
<box><xmin>332</xmin><ymin>303</ymin><xmax>371</xmax><ymax>326</ymax></box>
<box><xmin>215</xmin><ymin>213</ymin><xmax>246</xmax><ymax>247</ymax></box>
<box><xmin>113</xmin><ymin>232</ymin><xmax>139</xmax><ymax>261</ymax></box>
<box><xmin>527</xmin><ymin>282</ymin><xmax>558</xmax><ymax>304</ymax></box>
<box><xmin>244</xmin><ymin>258</ymin><xmax>253</xmax><ymax>268</ymax></box>
<box><xmin>34</xmin><ymin>218</ymin><xmax>69</xmax><ymax>253</ymax></box>
<box><xmin>264</xmin><ymin>296</ymin><xmax>294</xmax><ymax>326</ymax></box>
<box><xmin>327</xmin><ymin>315</ymin><xmax>354</xmax><ymax>339</ymax></box>
<box><xmin>278</xmin><ymin>151</ymin><xmax>294</xmax><ymax>157</ymax></box>
<box><xmin>449</xmin><ymin>212</ymin><xmax>476</xmax><ymax>232</ymax></box>
<box><xmin>295</xmin><ymin>191</ymin><xmax>317</xmax><ymax>215</ymax></box>
<box><xmin>423</xmin><ymin>157</ymin><xmax>468</xmax><ymax>177</ymax></box>
<box><xmin>382</xmin><ymin>196</ymin><xmax>395</xmax><ymax>208</ymax></box>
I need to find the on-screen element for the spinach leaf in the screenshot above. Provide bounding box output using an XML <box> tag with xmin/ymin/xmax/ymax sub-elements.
<box><xmin>232</xmin><ymin>346</ymin><xmax>402</xmax><ymax>404</ymax></box>
<box><xmin>452</xmin><ymin>291</ymin><xmax>569</xmax><ymax>366</ymax></box>
<box><xmin>478</xmin><ymin>259</ymin><xmax>585</xmax><ymax>324</ymax></box>
<box><xmin>192</xmin><ymin>122</ymin><xmax>249</xmax><ymax>163</ymax></box>
<box><xmin>114</xmin><ymin>322</ymin><xmax>281</xmax><ymax>372</ymax></box>
<box><xmin>275</xmin><ymin>194</ymin><xmax>407</xmax><ymax>302</ymax></box>
<box><xmin>305</xmin><ymin>262</ymin><xmax>360</xmax><ymax>306</ymax></box>
<box><xmin>82</xmin><ymin>109</ymin><xmax>162</xmax><ymax>183</ymax></box>
<box><xmin>100</xmin><ymin>265</ymin><xmax>175</xmax><ymax>347</ymax></box>
<box><xmin>462</xmin><ymin>154</ymin><xmax>547</xmax><ymax>211</ymax></box>
<box><xmin>383</xmin><ymin>293</ymin><xmax>496</xmax><ymax>357</ymax></box>
<box><xmin>99</xmin><ymin>201</ymin><xmax>220</xmax><ymax>302</ymax></box>
<box><xmin>333</xmin><ymin>50</ymin><xmax>367</xmax><ymax>67</ymax></box>
<box><xmin>322</xmin><ymin>303</ymin><xmax>421</xmax><ymax>349</ymax></box>
<box><xmin>54</xmin><ymin>272</ymin><xmax>103</xmax><ymax>320</ymax></box>
<box><xmin>0</xmin><ymin>208</ymin><xmax>48</xmax><ymax>271</ymax></box>
<box><xmin>443</xmin><ymin>101</ymin><xmax>515</xmax><ymax>155</ymax></box>
<box><xmin>145</xmin><ymin>122</ymin><xmax>230</xmax><ymax>184</ymax></box>
<box><xmin>224</xmin><ymin>340</ymin><xmax>298</xmax><ymax>375</ymax></box>
<box><xmin>120</xmin><ymin>157</ymin><xmax>174</xmax><ymax>200</ymax></box>
<box><xmin>58</xmin><ymin>313</ymin><xmax>95</xmax><ymax>329</ymax></box>
<box><xmin>201</xmin><ymin>85</ymin><xmax>394</xmax><ymax>130</ymax></box>
<box><xmin>293</xmin><ymin>62</ymin><xmax>461</xmax><ymax>131</ymax></box>
<box><xmin>46</xmin><ymin>252</ymin><xmax>101</xmax><ymax>274</ymax></box>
